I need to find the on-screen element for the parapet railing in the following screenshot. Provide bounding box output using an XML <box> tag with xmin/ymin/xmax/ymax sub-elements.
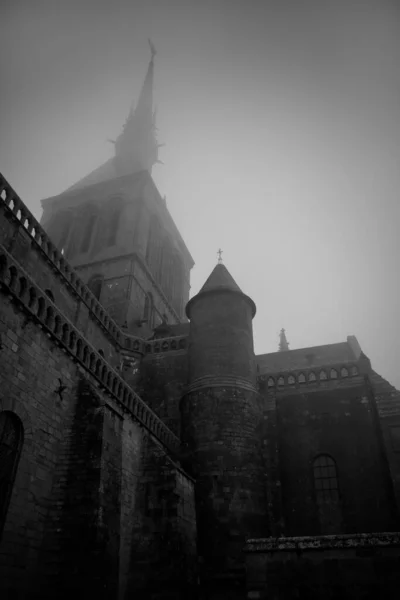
<box><xmin>0</xmin><ymin>243</ymin><xmax>181</xmax><ymax>455</ymax></box>
<box><xmin>144</xmin><ymin>335</ymin><xmax>188</xmax><ymax>354</ymax></box>
<box><xmin>244</xmin><ymin>531</ymin><xmax>400</xmax><ymax>553</ymax></box>
<box><xmin>0</xmin><ymin>173</ymin><xmax>146</xmax><ymax>354</ymax></box>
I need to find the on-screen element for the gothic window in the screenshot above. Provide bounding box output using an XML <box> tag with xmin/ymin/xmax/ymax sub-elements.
<box><xmin>340</xmin><ymin>367</ymin><xmax>349</xmax><ymax>378</ymax></box>
<box><xmin>288</xmin><ymin>375</ymin><xmax>295</xmax><ymax>385</ymax></box>
<box><xmin>330</xmin><ymin>369</ymin><xmax>338</xmax><ymax>379</ymax></box>
<box><xmin>80</xmin><ymin>212</ymin><xmax>97</xmax><ymax>254</ymax></box>
<box><xmin>161</xmin><ymin>238</ymin><xmax>174</xmax><ymax>301</ymax></box>
<box><xmin>351</xmin><ymin>366</ymin><xmax>358</xmax><ymax>376</ymax></box>
<box><xmin>298</xmin><ymin>373</ymin><xmax>306</xmax><ymax>384</ymax></box>
<box><xmin>48</xmin><ymin>210</ymin><xmax>72</xmax><ymax>253</ymax></box>
<box><xmin>313</xmin><ymin>455</ymin><xmax>339</xmax><ymax>503</ymax></box>
<box><xmin>59</xmin><ymin>215</ymin><xmax>72</xmax><ymax>251</ymax></box>
<box><xmin>277</xmin><ymin>376</ymin><xmax>284</xmax><ymax>387</ymax></box>
<box><xmin>319</xmin><ymin>370</ymin><xmax>327</xmax><ymax>381</ymax></box>
<box><xmin>267</xmin><ymin>377</ymin><xmax>275</xmax><ymax>388</ymax></box>
<box><xmin>107</xmin><ymin>198</ymin><xmax>124</xmax><ymax>247</ymax></box>
<box><xmin>171</xmin><ymin>252</ymin><xmax>185</xmax><ymax>316</ymax></box>
<box><xmin>0</xmin><ymin>411</ymin><xmax>24</xmax><ymax>537</ymax></box>
<box><xmin>88</xmin><ymin>274</ymin><xmax>103</xmax><ymax>301</ymax></box>
<box><xmin>143</xmin><ymin>292</ymin><xmax>154</xmax><ymax>328</ymax></box>
<box><xmin>309</xmin><ymin>372</ymin><xmax>316</xmax><ymax>382</ymax></box>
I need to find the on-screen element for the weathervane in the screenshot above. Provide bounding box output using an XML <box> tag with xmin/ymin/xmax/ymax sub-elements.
<box><xmin>217</xmin><ymin>248</ymin><xmax>223</xmax><ymax>264</ymax></box>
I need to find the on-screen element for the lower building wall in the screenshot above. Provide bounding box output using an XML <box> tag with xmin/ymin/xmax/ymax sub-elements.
<box><xmin>0</xmin><ymin>288</ymin><xmax>197</xmax><ymax>599</ymax></box>
<box><xmin>245</xmin><ymin>533</ymin><xmax>400</xmax><ymax>600</ymax></box>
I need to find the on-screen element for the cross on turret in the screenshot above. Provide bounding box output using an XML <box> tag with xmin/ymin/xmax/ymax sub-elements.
<box><xmin>217</xmin><ymin>248</ymin><xmax>223</xmax><ymax>264</ymax></box>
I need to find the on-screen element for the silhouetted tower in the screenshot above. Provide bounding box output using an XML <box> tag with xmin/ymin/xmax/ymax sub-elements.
<box><xmin>181</xmin><ymin>263</ymin><xmax>267</xmax><ymax>594</ymax></box>
<box><xmin>279</xmin><ymin>328</ymin><xmax>289</xmax><ymax>352</ymax></box>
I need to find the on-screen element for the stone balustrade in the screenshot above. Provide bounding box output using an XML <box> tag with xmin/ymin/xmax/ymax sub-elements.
<box><xmin>0</xmin><ymin>244</ymin><xmax>181</xmax><ymax>456</ymax></box>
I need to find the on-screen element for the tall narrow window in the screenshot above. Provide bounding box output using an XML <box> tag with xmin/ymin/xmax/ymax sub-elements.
<box><xmin>143</xmin><ymin>292</ymin><xmax>154</xmax><ymax>328</ymax></box>
<box><xmin>0</xmin><ymin>411</ymin><xmax>24</xmax><ymax>538</ymax></box>
<box><xmin>313</xmin><ymin>454</ymin><xmax>342</xmax><ymax>534</ymax></box>
<box><xmin>80</xmin><ymin>213</ymin><xmax>97</xmax><ymax>254</ymax></box>
<box><xmin>88</xmin><ymin>274</ymin><xmax>104</xmax><ymax>301</ymax></box>
<box><xmin>171</xmin><ymin>253</ymin><xmax>184</xmax><ymax>316</ymax></box>
<box><xmin>58</xmin><ymin>214</ymin><xmax>72</xmax><ymax>251</ymax></box>
<box><xmin>107</xmin><ymin>198</ymin><xmax>124</xmax><ymax>247</ymax></box>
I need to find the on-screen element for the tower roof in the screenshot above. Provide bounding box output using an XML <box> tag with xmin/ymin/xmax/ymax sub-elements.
<box><xmin>198</xmin><ymin>263</ymin><xmax>243</xmax><ymax>295</ymax></box>
<box><xmin>115</xmin><ymin>40</ymin><xmax>159</xmax><ymax>175</ymax></box>
<box><xmin>61</xmin><ymin>42</ymin><xmax>160</xmax><ymax>193</ymax></box>
<box><xmin>279</xmin><ymin>328</ymin><xmax>290</xmax><ymax>352</ymax></box>
<box><xmin>186</xmin><ymin>263</ymin><xmax>256</xmax><ymax>318</ymax></box>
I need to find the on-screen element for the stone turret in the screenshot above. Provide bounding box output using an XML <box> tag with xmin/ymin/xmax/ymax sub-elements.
<box><xmin>181</xmin><ymin>263</ymin><xmax>267</xmax><ymax>595</ymax></box>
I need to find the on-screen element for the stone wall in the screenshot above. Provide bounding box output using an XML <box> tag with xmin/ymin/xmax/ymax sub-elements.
<box><xmin>259</xmin><ymin>370</ymin><xmax>399</xmax><ymax>536</ymax></box>
<box><xmin>0</xmin><ymin>173</ymin><xmax>197</xmax><ymax>599</ymax></box>
<box><xmin>244</xmin><ymin>533</ymin><xmax>400</xmax><ymax>600</ymax></box>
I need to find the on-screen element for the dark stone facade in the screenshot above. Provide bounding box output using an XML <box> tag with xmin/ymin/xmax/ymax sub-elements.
<box><xmin>1</xmin><ymin>167</ymin><xmax>400</xmax><ymax>600</ymax></box>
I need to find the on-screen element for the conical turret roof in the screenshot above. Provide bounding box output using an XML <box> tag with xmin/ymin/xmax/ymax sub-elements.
<box><xmin>186</xmin><ymin>263</ymin><xmax>256</xmax><ymax>318</ymax></box>
<box><xmin>198</xmin><ymin>263</ymin><xmax>243</xmax><ymax>295</ymax></box>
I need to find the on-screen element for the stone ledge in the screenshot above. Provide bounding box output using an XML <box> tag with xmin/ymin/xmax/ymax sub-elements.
<box><xmin>244</xmin><ymin>532</ymin><xmax>400</xmax><ymax>553</ymax></box>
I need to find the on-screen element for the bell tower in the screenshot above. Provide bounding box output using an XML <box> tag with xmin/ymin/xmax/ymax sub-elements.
<box><xmin>40</xmin><ymin>44</ymin><xmax>194</xmax><ymax>334</ymax></box>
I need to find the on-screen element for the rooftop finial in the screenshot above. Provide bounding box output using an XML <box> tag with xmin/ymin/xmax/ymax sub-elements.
<box><xmin>279</xmin><ymin>328</ymin><xmax>290</xmax><ymax>352</ymax></box>
<box><xmin>217</xmin><ymin>248</ymin><xmax>223</xmax><ymax>264</ymax></box>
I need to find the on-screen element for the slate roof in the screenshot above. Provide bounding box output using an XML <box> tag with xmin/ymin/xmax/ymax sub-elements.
<box><xmin>64</xmin><ymin>158</ymin><xmax>119</xmax><ymax>193</ymax></box>
<box><xmin>256</xmin><ymin>341</ymin><xmax>359</xmax><ymax>375</ymax></box>
<box><xmin>198</xmin><ymin>264</ymin><xmax>243</xmax><ymax>295</ymax></box>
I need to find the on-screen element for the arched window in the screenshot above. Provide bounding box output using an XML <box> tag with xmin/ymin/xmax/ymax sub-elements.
<box><xmin>277</xmin><ymin>376</ymin><xmax>284</xmax><ymax>387</ymax></box>
<box><xmin>340</xmin><ymin>367</ymin><xmax>349</xmax><ymax>378</ymax></box>
<box><xmin>59</xmin><ymin>214</ymin><xmax>72</xmax><ymax>252</ymax></box>
<box><xmin>171</xmin><ymin>252</ymin><xmax>185</xmax><ymax>316</ymax></box>
<box><xmin>313</xmin><ymin>454</ymin><xmax>342</xmax><ymax>534</ymax></box>
<box><xmin>288</xmin><ymin>375</ymin><xmax>295</xmax><ymax>385</ymax></box>
<box><xmin>143</xmin><ymin>292</ymin><xmax>154</xmax><ymax>328</ymax></box>
<box><xmin>0</xmin><ymin>411</ymin><xmax>24</xmax><ymax>537</ymax></box>
<box><xmin>313</xmin><ymin>455</ymin><xmax>339</xmax><ymax>503</ymax></box>
<box><xmin>107</xmin><ymin>198</ymin><xmax>124</xmax><ymax>247</ymax></box>
<box><xmin>146</xmin><ymin>217</ymin><xmax>165</xmax><ymax>286</ymax></box>
<box><xmin>161</xmin><ymin>238</ymin><xmax>174</xmax><ymax>301</ymax></box>
<box><xmin>309</xmin><ymin>372</ymin><xmax>316</xmax><ymax>382</ymax></box>
<box><xmin>80</xmin><ymin>212</ymin><xmax>97</xmax><ymax>254</ymax></box>
<box><xmin>298</xmin><ymin>373</ymin><xmax>306</xmax><ymax>384</ymax></box>
<box><xmin>267</xmin><ymin>377</ymin><xmax>275</xmax><ymax>388</ymax></box>
<box><xmin>48</xmin><ymin>210</ymin><xmax>73</xmax><ymax>254</ymax></box>
<box><xmin>330</xmin><ymin>368</ymin><xmax>338</xmax><ymax>379</ymax></box>
<box><xmin>319</xmin><ymin>370</ymin><xmax>327</xmax><ymax>381</ymax></box>
<box><xmin>351</xmin><ymin>366</ymin><xmax>358</xmax><ymax>376</ymax></box>
<box><xmin>88</xmin><ymin>274</ymin><xmax>103</xmax><ymax>301</ymax></box>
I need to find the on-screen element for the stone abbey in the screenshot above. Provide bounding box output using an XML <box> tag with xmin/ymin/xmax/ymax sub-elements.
<box><xmin>1</xmin><ymin>48</ymin><xmax>400</xmax><ymax>599</ymax></box>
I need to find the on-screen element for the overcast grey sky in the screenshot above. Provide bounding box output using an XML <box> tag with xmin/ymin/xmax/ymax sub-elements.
<box><xmin>1</xmin><ymin>0</ymin><xmax>400</xmax><ymax>386</ymax></box>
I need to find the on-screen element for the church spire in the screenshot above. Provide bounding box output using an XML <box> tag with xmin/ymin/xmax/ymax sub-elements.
<box><xmin>114</xmin><ymin>40</ymin><xmax>160</xmax><ymax>176</ymax></box>
<box><xmin>279</xmin><ymin>328</ymin><xmax>289</xmax><ymax>352</ymax></box>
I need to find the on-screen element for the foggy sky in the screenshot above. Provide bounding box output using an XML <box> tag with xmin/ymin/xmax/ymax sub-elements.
<box><xmin>1</xmin><ymin>0</ymin><xmax>400</xmax><ymax>387</ymax></box>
